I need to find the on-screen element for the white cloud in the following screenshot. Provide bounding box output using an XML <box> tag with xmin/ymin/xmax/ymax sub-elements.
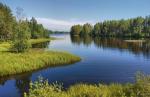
<box><xmin>35</xmin><ymin>17</ymin><xmax>95</xmax><ymax>31</ymax></box>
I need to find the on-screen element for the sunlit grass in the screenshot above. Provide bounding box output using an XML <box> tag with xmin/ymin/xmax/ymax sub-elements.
<box><xmin>0</xmin><ymin>42</ymin><xmax>12</xmax><ymax>51</ymax></box>
<box><xmin>0</xmin><ymin>38</ymin><xmax>55</xmax><ymax>51</ymax></box>
<box><xmin>0</xmin><ymin>50</ymin><xmax>81</xmax><ymax>76</ymax></box>
<box><xmin>25</xmin><ymin>73</ymin><xmax>150</xmax><ymax>97</ymax></box>
<box><xmin>29</xmin><ymin>38</ymin><xmax>51</xmax><ymax>44</ymax></box>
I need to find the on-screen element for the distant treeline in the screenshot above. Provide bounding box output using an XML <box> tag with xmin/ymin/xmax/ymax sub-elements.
<box><xmin>70</xmin><ymin>16</ymin><xmax>150</xmax><ymax>38</ymax></box>
<box><xmin>0</xmin><ymin>3</ymin><xmax>50</xmax><ymax>41</ymax></box>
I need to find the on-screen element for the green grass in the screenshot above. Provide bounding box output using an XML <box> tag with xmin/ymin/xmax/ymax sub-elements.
<box><xmin>0</xmin><ymin>38</ymin><xmax>54</xmax><ymax>51</ymax></box>
<box><xmin>0</xmin><ymin>42</ymin><xmax>12</xmax><ymax>51</ymax></box>
<box><xmin>29</xmin><ymin>38</ymin><xmax>51</xmax><ymax>44</ymax></box>
<box><xmin>0</xmin><ymin>50</ymin><xmax>81</xmax><ymax>77</ymax></box>
<box><xmin>25</xmin><ymin>73</ymin><xmax>150</xmax><ymax>97</ymax></box>
<box><xmin>0</xmin><ymin>38</ymin><xmax>81</xmax><ymax>76</ymax></box>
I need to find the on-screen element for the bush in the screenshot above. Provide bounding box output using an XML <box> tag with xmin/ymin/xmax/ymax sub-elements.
<box><xmin>25</xmin><ymin>73</ymin><xmax>150</xmax><ymax>97</ymax></box>
<box><xmin>12</xmin><ymin>21</ymin><xmax>31</xmax><ymax>52</ymax></box>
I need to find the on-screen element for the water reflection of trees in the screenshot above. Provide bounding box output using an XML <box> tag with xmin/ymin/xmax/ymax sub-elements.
<box><xmin>70</xmin><ymin>35</ymin><xmax>92</xmax><ymax>47</ymax></box>
<box><xmin>0</xmin><ymin>73</ymin><xmax>32</xmax><ymax>97</ymax></box>
<box><xmin>70</xmin><ymin>35</ymin><xmax>150</xmax><ymax>58</ymax></box>
<box><xmin>15</xmin><ymin>74</ymin><xmax>31</xmax><ymax>97</ymax></box>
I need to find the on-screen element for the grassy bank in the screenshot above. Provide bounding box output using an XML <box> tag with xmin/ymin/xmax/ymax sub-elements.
<box><xmin>0</xmin><ymin>38</ymin><xmax>54</xmax><ymax>51</ymax></box>
<box><xmin>25</xmin><ymin>73</ymin><xmax>150</xmax><ymax>97</ymax></box>
<box><xmin>0</xmin><ymin>50</ymin><xmax>81</xmax><ymax>77</ymax></box>
<box><xmin>30</xmin><ymin>38</ymin><xmax>52</xmax><ymax>44</ymax></box>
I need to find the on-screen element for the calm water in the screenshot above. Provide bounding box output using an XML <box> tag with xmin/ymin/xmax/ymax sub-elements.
<box><xmin>0</xmin><ymin>34</ymin><xmax>150</xmax><ymax>97</ymax></box>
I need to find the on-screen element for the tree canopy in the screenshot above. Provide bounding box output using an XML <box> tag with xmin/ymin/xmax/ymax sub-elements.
<box><xmin>70</xmin><ymin>16</ymin><xmax>150</xmax><ymax>38</ymax></box>
<box><xmin>0</xmin><ymin>3</ymin><xmax>50</xmax><ymax>52</ymax></box>
<box><xmin>0</xmin><ymin>3</ymin><xmax>14</xmax><ymax>41</ymax></box>
<box><xmin>0</xmin><ymin>3</ymin><xmax>50</xmax><ymax>41</ymax></box>
<box><xmin>70</xmin><ymin>25</ymin><xmax>82</xmax><ymax>35</ymax></box>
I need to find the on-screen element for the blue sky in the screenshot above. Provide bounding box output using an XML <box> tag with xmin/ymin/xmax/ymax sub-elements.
<box><xmin>1</xmin><ymin>0</ymin><xmax>150</xmax><ymax>31</ymax></box>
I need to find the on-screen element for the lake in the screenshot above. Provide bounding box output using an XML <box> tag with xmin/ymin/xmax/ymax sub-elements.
<box><xmin>0</xmin><ymin>34</ymin><xmax>150</xmax><ymax>97</ymax></box>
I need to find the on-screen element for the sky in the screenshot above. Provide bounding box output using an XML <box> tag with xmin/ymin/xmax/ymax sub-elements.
<box><xmin>0</xmin><ymin>0</ymin><xmax>150</xmax><ymax>31</ymax></box>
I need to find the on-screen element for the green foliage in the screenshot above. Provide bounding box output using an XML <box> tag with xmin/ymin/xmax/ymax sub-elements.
<box><xmin>70</xmin><ymin>23</ymin><xmax>93</xmax><ymax>36</ymax></box>
<box><xmin>0</xmin><ymin>3</ymin><xmax>50</xmax><ymax>43</ymax></box>
<box><xmin>70</xmin><ymin>16</ymin><xmax>150</xmax><ymax>38</ymax></box>
<box><xmin>0</xmin><ymin>50</ymin><xmax>81</xmax><ymax>76</ymax></box>
<box><xmin>12</xmin><ymin>21</ymin><xmax>31</xmax><ymax>52</ymax></box>
<box><xmin>0</xmin><ymin>3</ymin><xmax>14</xmax><ymax>41</ymax></box>
<box><xmin>131</xmin><ymin>17</ymin><xmax>145</xmax><ymax>37</ymax></box>
<box><xmin>93</xmin><ymin>23</ymin><xmax>102</xmax><ymax>35</ymax></box>
<box><xmin>29</xmin><ymin>17</ymin><xmax>37</xmax><ymax>38</ymax></box>
<box><xmin>0</xmin><ymin>38</ymin><xmax>52</xmax><ymax>52</ymax></box>
<box><xmin>29</xmin><ymin>17</ymin><xmax>50</xmax><ymax>39</ymax></box>
<box><xmin>70</xmin><ymin>25</ymin><xmax>82</xmax><ymax>35</ymax></box>
<box><xmin>0</xmin><ymin>3</ymin><xmax>51</xmax><ymax>53</ymax></box>
<box><xmin>26</xmin><ymin>73</ymin><xmax>150</xmax><ymax>97</ymax></box>
<box><xmin>81</xmin><ymin>23</ymin><xmax>93</xmax><ymax>36</ymax></box>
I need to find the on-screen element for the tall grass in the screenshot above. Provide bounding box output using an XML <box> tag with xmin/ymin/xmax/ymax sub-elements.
<box><xmin>0</xmin><ymin>42</ymin><xmax>11</xmax><ymax>51</ymax></box>
<box><xmin>0</xmin><ymin>50</ymin><xmax>81</xmax><ymax>76</ymax></box>
<box><xmin>25</xmin><ymin>73</ymin><xmax>150</xmax><ymax>97</ymax></box>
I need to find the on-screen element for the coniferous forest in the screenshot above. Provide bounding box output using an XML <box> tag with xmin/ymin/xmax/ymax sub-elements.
<box><xmin>0</xmin><ymin>3</ymin><xmax>52</xmax><ymax>52</ymax></box>
<box><xmin>0</xmin><ymin>3</ymin><xmax>50</xmax><ymax>41</ymax></box>
<box><xmin>71</xmin><ymin>16</ymin><xmax>150</xmax><ymax>38</ymax></box>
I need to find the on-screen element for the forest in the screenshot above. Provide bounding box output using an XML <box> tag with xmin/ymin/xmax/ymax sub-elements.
<box><xmin>0</xmin><ymin>3</ymin><xmax>51</xmax><ymax>52</ymax></box>
<box><xmin>71</xmin><ymin>16</ymin><xmax>150</xmax><ymax>38</ymax></box>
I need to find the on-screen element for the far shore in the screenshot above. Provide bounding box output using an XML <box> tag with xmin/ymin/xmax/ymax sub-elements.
<box><xmin>124</xmin><ymin>39</ymin><xmax>146</xmax><ymax>43</ymax></box>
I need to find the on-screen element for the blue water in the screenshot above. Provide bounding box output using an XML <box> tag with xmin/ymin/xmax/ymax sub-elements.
<box><xmin>0</xmin><ymin>34</ymin><xmax>150</xmax><ymax>97</ymax></box>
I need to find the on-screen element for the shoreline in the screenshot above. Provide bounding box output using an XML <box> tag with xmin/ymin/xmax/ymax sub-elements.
<box><xmin>0</xmin><ymin>50</ymin><xmax>81</xmax><ymax>77</ymax></box>
<box><xmin>0</xmin><ymin>38</ymin><xmax>81</xmax><ymax>77</ymax></box>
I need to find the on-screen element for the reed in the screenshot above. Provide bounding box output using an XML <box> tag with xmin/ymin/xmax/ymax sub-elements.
<box><xmin>0</xmin><ymin>50</ymin><xmax>81</xmax><ymax>76</ymax></box>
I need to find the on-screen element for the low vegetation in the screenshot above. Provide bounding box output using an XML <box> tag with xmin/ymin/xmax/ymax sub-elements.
<box><xmin>0</xmin><ymin>50</ymin><xmax>81</xmax><ymax>76</ymax></box>
<box><xmin>30</xmin><ymin>38</ymin><xmax>51</xmax><ymax>44</ymax></box>
<box><xmin>25</xmin><ymin>73</ymin><xmax>150</xmax><ymax>97</ymax></box>
<box><xmin>0</xmin><ymin>42</ymin><xmax>11</xmax><ymax>51</ymax></box>
<box><xmin>0</xmin><ymin>38</ymin><xmax>52</xmax><ymax>52</ymax></box>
